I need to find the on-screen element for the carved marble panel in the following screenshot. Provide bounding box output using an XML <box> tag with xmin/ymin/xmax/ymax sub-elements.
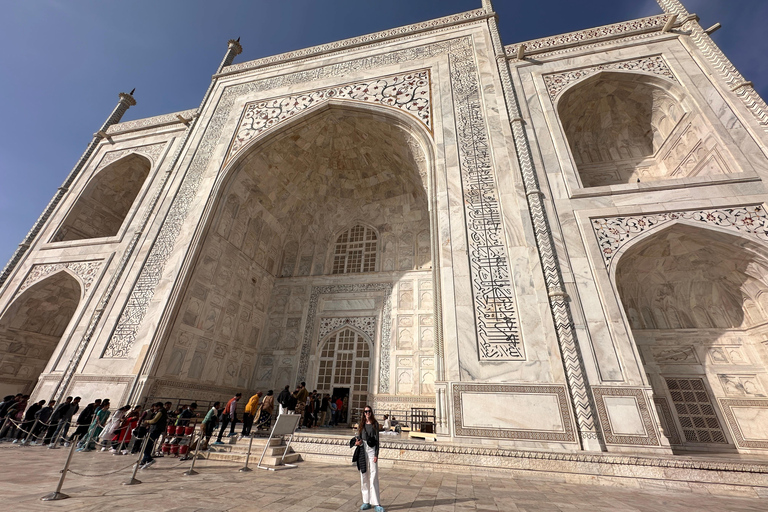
<box><xmin>592</xmin><ymin>206</ymin><xmax>768</xmax><ymax>269</ymax></box>
<box><xmin>543</xmin><ymin>55</ymin><xmax>677</xmax><ymax>99</ymax></box>
<box><xmin>227</xmin><ymin>70</ymin><xmax>432</xmax><ymax>162</ymax></box>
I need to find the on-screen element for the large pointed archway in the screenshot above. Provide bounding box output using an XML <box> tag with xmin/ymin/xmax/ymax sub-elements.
<box><xmin>53</xmin><ymin>153</ymin><xmax>151</xmax><ymax>242</ymax></box>
<box><xmin>616</xmin><ymin>223</ymin><xmax>768</xmax><ymax>451</ymax></box>
<box><xmin>0</xmin><ymin>271</ymin><xmax>81</xmax><ymax>395</ymax></box>
<box><xmin>154</xmin><ymin>103</ymin><xmax>437</xmax><ymax>408</ymax></box>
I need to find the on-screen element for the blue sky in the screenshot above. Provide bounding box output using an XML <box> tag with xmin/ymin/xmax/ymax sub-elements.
<box><xmin>1</xmin><ymin>0</ymin><xmax>766</xmax><ymax>266</ymax></box>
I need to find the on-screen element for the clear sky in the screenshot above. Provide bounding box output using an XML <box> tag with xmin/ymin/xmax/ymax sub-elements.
<box><xmin>1</xmin><ymin>0</ymin><xmax>766</xmax><ymax>266</ymax></box>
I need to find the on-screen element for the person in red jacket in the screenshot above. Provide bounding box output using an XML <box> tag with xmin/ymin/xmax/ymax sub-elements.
<box><xmin>111</xmin><ymin>406</ymin><xmax>140</xmax><ymax>454</ymax></box>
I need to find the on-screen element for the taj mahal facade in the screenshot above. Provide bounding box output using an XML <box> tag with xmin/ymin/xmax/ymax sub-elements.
<box><xmin>3</xmin><ymin>0</ymin><xmax>768</xmax><ymax>460</ymax></box>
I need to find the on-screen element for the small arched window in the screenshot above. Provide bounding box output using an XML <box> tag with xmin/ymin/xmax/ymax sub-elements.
<box><xmin>332</xmin><ymin>225</ymin><xmax>377</xmax><ymax>274</ymax></box>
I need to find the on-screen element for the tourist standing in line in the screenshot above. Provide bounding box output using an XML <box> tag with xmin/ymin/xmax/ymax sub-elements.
<box><xmin>319</xmin><ymin>394</ymin><xmax>330</xmax><ymax>427</ymax></box>
<box><xmin>242</xmin><ymin>392</ymin><xmax>261</xmax><ymax>436</ymax></box>
<box><xmin>78</xmin><ymin>399</ymin><xmax>110</xmax><ymax>451</ymax></box>
<box><xmin>355</xmin><ymin>406</ymin><xmax>384</xmax><ymax>512</ymax></box>
<box><xmin>294</xmin><ymin>383</ymin><xmax>308</xmax><ymax>428</ymax></box>
<box><xmin>69</xmin><ymin>399</ymin><xmax>99</xmax><ymax>442</ymax></box>
<box><xmin>277</xmin><ymin>385</ymin><xmax>291</xmax><ymax>416</ymax></box>
<box><xmin>216</xmin><ymin>393</ymin><xmax>241</xmax><ymax>443</ymax></box>
<box><xmin>46</xmin><ymin>396</ymin><xmax>79</xmax><ymax>444</ymax></box>
<box><xmin>15</xmin><ymin>399</ymin><xmax>45</xmax><ymax>442</ymax></box>
<box><xmin>255</xmin><ymin>390</ymin><xmax>274</xmax><ymax>430</ymax></box>
<box><xmin>31</xmin><ymin>400</ymin><xmax>56</xmax><ymax>441</ymax></box>
<box><xmin>201</xmin><ymin>401</ymin><xmax>220</xmax><ymax>448</ymax></box>
<box><xmin>140</xmin><ymin>402</ymin><xmax>168</xmax><ymax>469</ymax></box>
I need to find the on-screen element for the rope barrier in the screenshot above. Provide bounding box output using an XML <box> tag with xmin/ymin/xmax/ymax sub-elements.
<box><xmin>66</xmin><ymin>462</ymin><xmax>136</xmax><ymax>477</ymax></box>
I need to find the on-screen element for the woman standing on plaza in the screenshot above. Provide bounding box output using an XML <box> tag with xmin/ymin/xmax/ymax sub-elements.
<box><xmin>355</xmin><ymin>406</ymin><xmax>384</xmax><ymax>512</ymax></box>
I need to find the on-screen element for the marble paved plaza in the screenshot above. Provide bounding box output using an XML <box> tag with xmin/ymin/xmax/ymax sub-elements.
<box><xmin>0</xmin><ymin>444</ymin><xmax>766</xmax><ymax>512</ymax></box>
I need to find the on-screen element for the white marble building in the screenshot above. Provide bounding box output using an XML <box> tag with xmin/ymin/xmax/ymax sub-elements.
<box><xmin>2</xmin><ymin>0</ymin><xmax>768</xmax><ymax>455</ymax></box>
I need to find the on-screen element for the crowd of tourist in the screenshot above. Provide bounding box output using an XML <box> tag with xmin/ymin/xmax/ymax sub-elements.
<box><xmin>0</xmin><ymin>383</ymin><xmax>362</xmax><ymax>468</ymax></box>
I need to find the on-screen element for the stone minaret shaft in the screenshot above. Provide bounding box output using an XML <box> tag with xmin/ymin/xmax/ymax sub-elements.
<box><xmin>0</xmin><ymin>92</ymin><xmax>136</xmax><ymax>290</ymax></box>
<box><xmin>218</xmin><ymin>38</ymin><xmax>243</xmax><ymax>73</ymax></box>
<box><xmin>481</xmin><ymin>0</ymin><xmax>603</xmax><ymax>450</ymax></box>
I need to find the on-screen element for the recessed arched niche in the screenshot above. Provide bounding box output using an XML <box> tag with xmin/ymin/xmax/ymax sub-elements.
<box><xmin>616</xmin><ymin>224</ymin><xmax>768</xmax><ymax>449</ymax></box>
<box><xmin>53</xmin><ymin>153</ymin><xmax>151</xmax><ymax>241</ymax></box>
<box><xmin>0</xmin><ymin>271</ymin><xmax>81</xmax><ymax>394</ymax></box>
<box><xmin>558</xmin><ymin>72</ymin><xmax>732</xmax><ymax>188</ymax></box>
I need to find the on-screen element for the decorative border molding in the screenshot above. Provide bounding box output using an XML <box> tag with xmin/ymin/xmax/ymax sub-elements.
<box><xmin>318</xmin><ymin>316</ymin><xmax>376</xmax><ymax>344</ymax></box>
<box><xmin>15</xmin><ymin>260</ymin><xmax>103</xmax><ymax>298</ymax></box>
<box><xmin>298</xmin><ymin>283</ymin><xmax>392</xmax><ymax>392</ymax></box>
<box><xmin>221</xmin><ymin>9</ymin><xmax>489</xmax><ymax>75</ymax></box>
<box><xmin>106</xmin><ymin>109</ymin><xmax>197</xmax><ymax>135</ymax></box>
<box><xmin>226</xmin><ymin>70</ymin><xmax>432</xmax><ymax>163</ymax></box>
<box><xmin>543</xmin><ymin>55</ymin><xmax>677</xmax><ymax>100</ymax></box>
<box><xmin>505</xmin><ymin>14</ymin><xmax>672</xmax><ymax>59</ymax></box>
<box><xmin>105</xmin><ymin>36</ymin><xmax>523</xmax><ymax>365</ymax></box>
<box><xmin>291</xmin><ymin>432</ymin><xmax>768</xmax><ymax>474</ymax></box>
<box><xmin>719</xmin><ymin>398</ymin><xmax>768</xmax><ymax>449</ymax></box>
<box><xmin>96</xmin><ymin>142</ymin><xmax>167</xmax><ymax>170</ymax></box>
<box><xmin>452</xmin><ymin>383</ymin><xmax>577</xmax><ymax>442</ymax></box>
<box><xmin>593</xmin><ymin>387</ymin><xmax>660</xmax><ymax>446</ymax></box>
<box><xmin>591</xmin><ymin>205</ymin><xmax>768</xmax><ymax>270</ymax></box>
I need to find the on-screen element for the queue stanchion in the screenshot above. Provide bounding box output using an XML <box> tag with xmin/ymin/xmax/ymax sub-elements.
<box><xmin>41</xmin><ymin>435</ymin><xmax>78</xmax><ymax>501</ymax></box>
<box><xmin>21</xmin><ymin>418</ymin><xmax>40</xmax><ymax>446</ymax></box>
<box><xmin>123</xmin><ymin>433</ymin><xmax>149</xmax><ymax>486</ymax></box>
<box><xmin>48</xmin><ymin>422</ymin><xmax>64</xmax><ymax>449</ymax></box>
<box><xmin>0</xmin><ymin>416</ymin><xmax>11</xmax><ymax>442</ymax></box>
<box><xmin>113</xmin><ymin>426</ymin><xmax>127</xmax><ymax>455</ymax></box>
<box><xmin>183</xmin><ymin>432</ymin><xmax>201</xmax><ymax>476</ymax></box>
<box><xmin>239</xmin><ymin>433</ymin><xmax>254</xmax><ymax>472</ymax></box>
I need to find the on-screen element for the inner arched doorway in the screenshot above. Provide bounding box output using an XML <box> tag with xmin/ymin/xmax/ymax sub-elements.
<box><xmin>0</xmin><ymin>271</ymin><xmax>81</xmax><ymax>396</ymax></box>
<box><xmin>317</xmin><ymin>327</ymin><xmax>372</xmax><ymax>424</ymax></box>
<box><xmin>616</xmin><ymin>224</ymin><xmax>768</xmax><ymax>451</ymax></box>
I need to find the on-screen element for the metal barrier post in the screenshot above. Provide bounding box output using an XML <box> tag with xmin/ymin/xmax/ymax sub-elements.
<box><xmin>0</xmin><ymin>416</ymin><xmax>11</xmax><ymax>442</ymax></box>
<box><xmin>22</xmin><ymin>418</ymin><xmax>40</xmax><ymax>445</ymax></box>
<box><xmin>123</xmin><ymin>434</ymin><xmax>149</xmax><ymax>486</ymax></box>
<box><xmin>41</xmin><ymin>435</ymin><xmax>78</xmax><ymax>501</ymax></box>
<box><xmin>239</xmin><ymin>433</ymin><xmax>254</xmax><ymax>472</ymax></box>
<box><xmin>48</xmin><ymin>421</ymin><xmax>65</xmax><ymax>449</ymax></box>
<box><xmin>183</xmin><ymin>433</ymin><xmax>201</xmax><ymax>476</ymax></box>
<box><xmin>114</xmin><ymin>426</ymin><xmax>127</xmax><ymax>455</ymax></box>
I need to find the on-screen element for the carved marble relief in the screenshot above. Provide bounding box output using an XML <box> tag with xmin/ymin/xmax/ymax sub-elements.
<box><xmin>16</xmin><ymin>261</ymin><xmax>103</xmax><ymax>298</ymax></box>
<box><xmin>544</xmin><ymin>55</ymin><xmax>677</xmax><ymax>100</ymax></box>
<box><xmin>227</xmin><ymin>70</ymin><xmax>432</xmax><ymax>162</ymax></box>
<box><xmin>592</xmin><ymin>206</ymin><xmax>768</xmax><ymax>270</ymax></box>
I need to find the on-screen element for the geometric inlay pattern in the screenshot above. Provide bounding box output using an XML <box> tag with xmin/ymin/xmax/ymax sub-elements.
<box><xmin>591</xmin><ymin>205</ymin><xmax>768</xmax><ymax>270</ymax></box>
<box><xmin>543</xmin><ymin>55</ymin><xmax>677</xmax><ymax>100</ymax></box>
<box><xmin>226</xmin><ymin>70</ymin><xmax>431</xmax><ymax>162</ymax></box>
<box><xmin>592</xmin><ymin>387</ymin><xmax>660</xmax><ymax>446</ymax></box>
<box><xmin>719</xmin><ymin>398</ymin><xmax>768</xmax><ymax>449</ymax></box>
<box><xmin>665</xmin><ymin>377</ymin><xmax>727</xmax><ymax>444</ymax></box>
<box><xmin>318</xmin><ymin>316</ymin><xmax>376</xmax><ymax>345</ymax></box>
<box><xmin>452</xmin><ymin>383</ymin><xmax>576</xmax><ymax>442</ymax></box>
